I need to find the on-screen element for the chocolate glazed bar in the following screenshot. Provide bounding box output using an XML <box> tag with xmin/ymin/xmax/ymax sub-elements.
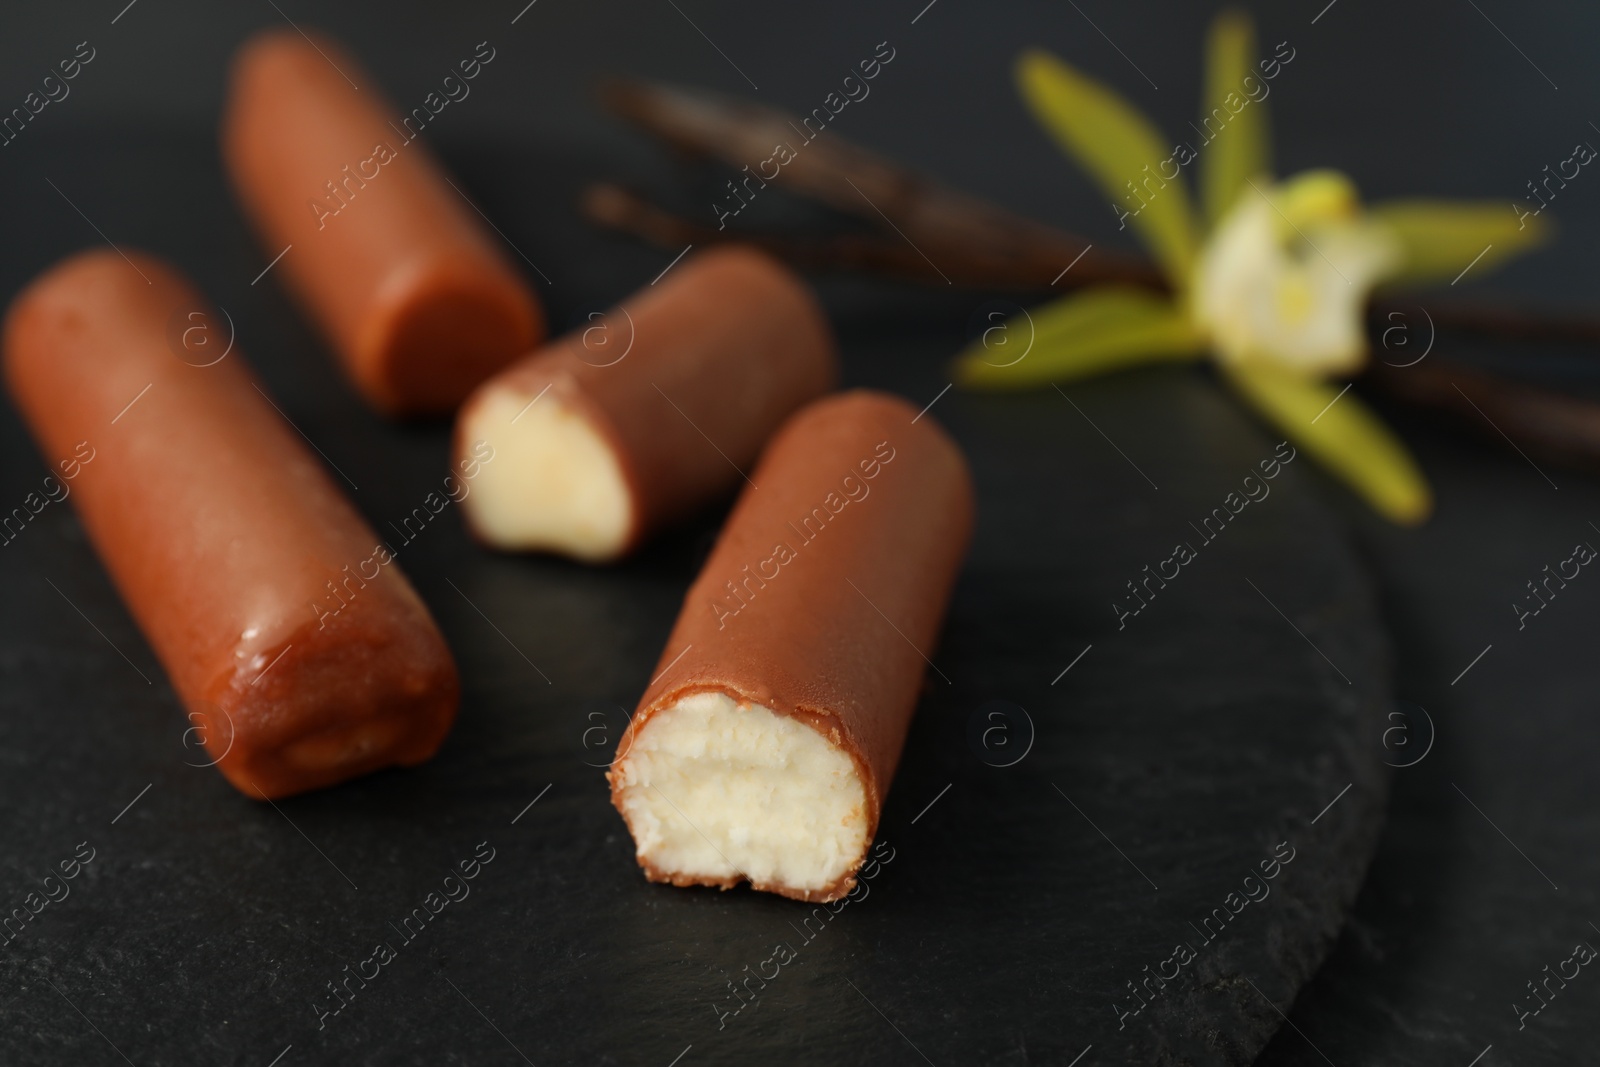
<box><xmin>222</xmin><ymin>30</ymin><xmax>542</xmax><ymax>417</ymax></box>
<box><xmin>608</xmin><ymin>390</ymin><xmax>974</xmax><ymax>900</ymax></box>
<box><xmin>455</xmin><ymin>245</ymin><xmax>837</xmax><ymax>561</ymax></box>
<box><xmin>3</xmin><ymin>249</ymin><xmax>459</xmax><ymax>798</ymax></box>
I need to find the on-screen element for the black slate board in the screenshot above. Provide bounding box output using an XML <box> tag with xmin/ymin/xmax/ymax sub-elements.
<box><xmin>0</xmin><ymin>125</ymin><xmax>1394</xmax><ymax>1065</ymax></box>
<box><xmin>1257</xmin><ymin>412</ymin><xmax>1600</xmax><ymax>1067</ymax></box>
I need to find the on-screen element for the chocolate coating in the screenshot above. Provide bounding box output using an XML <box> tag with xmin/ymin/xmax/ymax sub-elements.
<box><xmin>3</xmin><ymin>249</ymin><xmax>459</xmax><ymax>798</ymax></box>
<box><xmin>608</xmin><ymin>389</ymin><xmax>974</xmax><ymax>898</ymax></box>
<box><xmin>222</xmin><ymin>30</ymin><xmax>542</xmax><ymax>417</ymax></box>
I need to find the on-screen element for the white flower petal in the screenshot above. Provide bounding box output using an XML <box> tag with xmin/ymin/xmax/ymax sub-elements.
<box><xmin>1194</xmin><ymin>174</ymin><xmax>1400</xmax><ymax>376</ymax></box>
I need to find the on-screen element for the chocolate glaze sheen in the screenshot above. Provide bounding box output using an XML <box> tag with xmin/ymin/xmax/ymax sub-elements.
<box><xmin>3</xmin><ymin>249</ymin><xmax>459</xmax><ymax>798</ymax></box>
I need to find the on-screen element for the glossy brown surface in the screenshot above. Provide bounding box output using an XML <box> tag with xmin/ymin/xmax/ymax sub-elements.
<box><xmin>456</xmin><ymin>244</ymin><xmax>838</xmax><ymax>556</ymax></box>
<box><xmin>222</xmin><ymin>30</ymin><xmax>542</xmax><ymax>417</ymax></box>
<box><xmin>3</xmin><ymin>249</ymin><xmax>459</xmax><ymax>798</ymax></box>
<box><xmin>608</xmin><ymin>390</ymin><xmax>974</xmax><ymax>898</ymax></box>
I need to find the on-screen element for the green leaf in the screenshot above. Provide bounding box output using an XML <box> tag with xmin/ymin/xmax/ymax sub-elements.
<box><xmin>1221</xmin><ymin>361</ymin><xmax>1432</xmax><ymax>524</ymax></box>
<box><xmin>956</xmin><ymin>287</ymin><xmax>1205</xmax><ymax>390</ymax></box>
<box><xmin>1016</xmin><ymin>48</ymin><xmax>1201</xmax><ymax>288</ymax></box>
<box><xmin>1200</xmin><ymin>9</ymin><xmax>1271</xmax><ymax>227</ymax></box>
<box><xmin>1370</xmin><ymin>199</ymin><xmax>1551</xmax><ymax>287</ymax></box>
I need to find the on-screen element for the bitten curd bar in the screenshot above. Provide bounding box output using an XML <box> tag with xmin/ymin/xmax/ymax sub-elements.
<box><xmin>455</xmin><ymin>245</ymin><xmax>836</xmax><ymax>561</ymax></box>
<box><xmin>608</xmin><ymin>390</ymin><xmax>973</xmax><ymax>900</ymax></box>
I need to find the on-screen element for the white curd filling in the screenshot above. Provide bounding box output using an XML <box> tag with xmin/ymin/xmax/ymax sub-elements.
<box><xmin>459</xmin><ymin>388</ymin><xmax>633</xmax><ymax>561</ymax></box>
<box><xmin>612</xmin><ymin>691</ymin><xmax>870</xmax><ymax>893</ymax></box>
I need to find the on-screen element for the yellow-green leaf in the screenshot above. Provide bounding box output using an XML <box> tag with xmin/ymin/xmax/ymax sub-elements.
<box><xmin>1370</xmin><ymin>199</ymin><xmax>1550</xmax><ymax>287</ymax></box>
<box><xmin>1222</xmin><ymin>361</ymin><xmax>1432</xmax><ymax>524</ymax></box>
<box><xmin>1200</xmin><ymin>9</ymin><xmax>1270</xmax><ymax>227</ymax></box>
<box><xmin>956</xmin><ymin>287</ymin><xmax>1205</xmax><ymax>390</ymax></box>
<box><xmin>1016</xmin><ymin>48</ymin><xmax>1201</xmax><ymax>288</ymax></box>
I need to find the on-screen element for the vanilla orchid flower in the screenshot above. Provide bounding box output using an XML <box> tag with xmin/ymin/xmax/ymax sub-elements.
<box><xmin>956</xmin><ymin>9</ymin><xmax>1549</xmax><ymax>525</ymax></box>
<box><xmin>1195</xmin><ymin>170</ymin><xmax>1400</xmax><ymax>377</ymax></box>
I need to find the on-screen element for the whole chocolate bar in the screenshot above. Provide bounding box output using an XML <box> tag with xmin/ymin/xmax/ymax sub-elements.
<box><xmin>3</xmin><ymin>249</ymin><xmax>459</xmax><ymax>798</ymax></box>
<box><xmin>223</xmin><ymin>30</ymin><xmax>542</xmax><ymax>416</ymax></box>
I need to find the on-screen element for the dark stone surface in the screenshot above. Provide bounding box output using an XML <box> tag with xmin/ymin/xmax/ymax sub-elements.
<box><xmin>1257</xmin><ymin>418</ymin><xmax>1600</xmax><ymax>1067</ymax></box>
<box><xmin>0</xmin><ymin>125</ymin><xmax>1391</xmax><ymax>1065</ymax></box>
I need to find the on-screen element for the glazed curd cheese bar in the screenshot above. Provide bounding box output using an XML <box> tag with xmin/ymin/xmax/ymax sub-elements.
<box><xmin>222</xmin><ymin>29</ymin><xmax>542</xmax><ymax>417</ymax></box>
<box><xmin>455</xmin><ymin>245</ymin><xmax>837</xmax><ymax>561</ymax></box>
<box><xmin>3</xmin><ymin>250</ymin><xmax>459</xmax><ymax>799</ymax></box>
<box><xmin>607</xmin><ymin>390</ymin><xmax>974</xmax><ymax>900</ymax></box>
